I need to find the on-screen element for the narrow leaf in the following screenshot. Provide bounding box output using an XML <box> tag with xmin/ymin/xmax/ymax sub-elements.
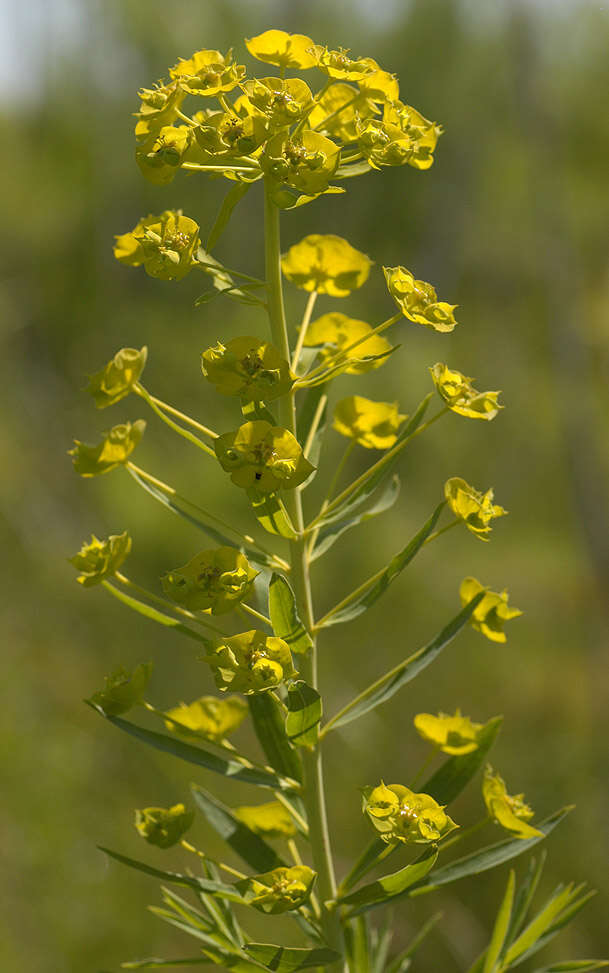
<box><xmin>483</xmin><ymin>869</ymin><xmax>515</xmax><ymax>973</ymax></box>
<box><xmin>206</xmin><ymin>182</ymin><xmax>252</xmax><ymax>252</ymax></box>
<box><xmin>248</xmin><ymin>693</ymin><xmax>303</xmax><ymax>783</ymax></box>
<box><xmin>89</xmin><ymin>706</ymin><xmax>294</xmax><ymax>790</ymax></box>
<box><xmin>531</xmin><ymin>963</ymin><xmax>609</xmax><ymax>972</ymax></box>
<box><xmin>191</xmin><ymin>784</ymin><xmax>286</xmax><ymax>874</ymax></box>
<box><xmin>101</xmin><ymin>581</ymin><xmax>211</xmax><ymax>647</ymax></box>
<box><xmin>200</xmin><ymin>949</ymin><xmax>266</xmax><ymax>972</ymax></box>
<box><xmin>318</xmin><ymin>502</ymin><xmax>444</xmax><ymax>627</ymax></box>
<box><xmin>323</xmin><ymin>592</ymin><xmax>485</xmax><ymax>733</ymax></box>
<box><xmin>248</xmin><ymin>490</ymin><xmax>299</xmax><ymax>539</ymax></box>
<box><xmin>345</xmin><ymin>915</ymin><xmax>371</xmax><ymax>973</ymax></box>
<box><xmin>99</xmin><ymin>847</ymin><xmax>242</xmax><ymax>902</ymax></box>
<box><xmin>507</xmin><ymin>852</ymin><xmax>547</xmax><ymax>944</ymax></box>
<box><xmin>286</xmin><ymin>681</ymin><xmax>322</xmax><ymax>749</ymax></box>
<box><xmin>385</xmin><ymin>913</ymin><xmax>443</xmax><ymax>973</ymax></box>
<box><xmin>311</xmin><ymin>475</ymin><xmax>401</xmax><ymax>562</ymax></box>
<box><xmin>503</xmin><ymin>885</ymin><xmax>592</xmax><ymax>967</ymax></box>
<box><xmin>423</xmin><ymin>716</ymin><xmax>503</xmax><ymax>805</ymax></box>
<box><xmin>122</xmin><ymin>958</ymin><xmax>213</xmax><ymax>968</ymax></box>
<box><xmin>243</xmin><ymin>943</ymin><xmax>342</xmax><ymax>971</ymax></box>
<box><xmin>269</xmin><ymin>574</ymin><xmax>313</xmax><ymax>655</ymax></box>
<box><xmin>297</xmin><ymin>385</ymin><xmax>327</xmax><ymax>470</ymax></box>
<box><xmin>339</xmin><ymin>847</ymin><xmax>438</xmax><ymax>917</ymax></box>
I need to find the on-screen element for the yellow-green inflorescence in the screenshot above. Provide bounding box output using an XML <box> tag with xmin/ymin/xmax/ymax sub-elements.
<box><xmin>364</xmin><ymin>782</ymin><xmax>457</xmax><ymax>845</ymax></box>
<box><xmin>69</xmin><ymin>531</ymin><xmax>132</xmax><ymax>586</ymax></box>
<box><xmin>162</xmin><ymin>546</ymin><xmax>258</xmax><ymax>614</ymax></box>
<box><xmin>236</xmin><ymin>865</ymin><xmax>316</xmax><ymax>914</ymax></box>
<box><xmin>204</xmin><ymin>630</ymin><xmax>296</xmax><ymax>694</ymax></box>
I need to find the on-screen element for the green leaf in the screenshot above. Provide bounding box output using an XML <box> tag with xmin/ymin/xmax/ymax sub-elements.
<box><xmin>200</xmin><ymin>949</ymin><xmax>266</xmax><ymax>971</ymax></box>
<box><xmin>483</xmin><ymin>869</ymin><xmax>515</xmax><ymax>973</ymax></box>
<box><xmin>301</xmin><ymin>346</ymin><xmax>398</xmax><ymax>388</ymax></box>
<box><xmin>409</xmin><ymin>806</ymin><xmax>573</xmax><ymax>896</ymax></box>
<box><xmin>99</xmin><ymin>847</ymin><xmax>242</xmax><ymax>902</ymax></box>
<box><xmin>89</xmin><ymin>706</ymin><xmax>294</xmax><ymax>790</ymax></box>
<box><xmin>318</xmin><ymin>501</ymin><xmax>444</xmax><ymax>627</ymax></box>
<box><xmin>345</xmin><ymin>916</ymin><xmax>372</xmax><ymax>973</ymax></box>
<box><xmin>243</xmin><ymin>943</ymin><xmax>342</xmax><ymax>971</ymax></box>
<box><xmin>248</xmin><ymin>693</ymin><xmax>303</xmax><ymax>784</ymax></box>
<box><xmin>516</xmin><ymin>889</ymin><xmax>599</xmax><ymax>966</ymax></box>
<box><xmin>297</xmin><ymin>385</ymin><xmax>327</xmax><ymax>472</ymax></box>
<box><xmin>248</xmin><ymin>490</ymin><xmax>299</xmax><ymax>539</ymax></box>
<box><xmin>339</xmin><ymin>838</ymin><xmax>395</xmax><ymax>894</ymax></box>
<box><xmin>100</xmin><ymin>581</ymin><xmax>212</xmax><ymax>648</ymax></box>
<box><xmin>127</xmin><ymin>466</ymin><xmax>279</xmax><ymax>570</ymax></box>
<box><xmin>339</xmin><ymin>846</ymin><xmax>438</xmax><ymax>917</ymax></box>
<box><xmin>285</xmin><ymin>681</ymin><xmax>322</xmax><ymax>749</ymax></box>
<box><xmin>423</xmin><ymin>716</ymin><xmax>504</xmax><ymax>805</ymax></box>
<box><xmin>268</xmin><ymin>574</ymin><xmax>313</xmax><ymax>655</ymax></box>
<box><xmin>191</xmin><ymin>784</ymin><xmax>286</xmax><ymax>874</ymax></box>
<box><xmin>531</xmin><ymin>963</ymin><xmax>609</xmax><ymax>972</ymax></box>
<box><xmin>503</xmin><ymin>884</ymin><xmax>594</xmax><ymax>968</ymax></box>
<box><xmin>310</xmin><ymin>475</ymin><xmax>401</xmax><ymax>562</ymax></box>
<box><xmin>122</xmin><ymin>958</ymin><xmax>214</xmax><ymax>968</ymax></box>
<box><xmin>206</xmin><ymin>182</ymin><xmax>253</xmax><ymax>252</ymax></box>
<box><xmin>385</xmin><ymin>913</ymin><xmax>442</xmax><ymax>973</ymax></box>
<box><xmin>323</xmin><ymin>591</ymin><xmax>486</xmax><ymax>733</ymax></box>
<box><xmin>507</xmin><ymin>853</ymin><xmax>546</xmax><ymax>944</ymax></box>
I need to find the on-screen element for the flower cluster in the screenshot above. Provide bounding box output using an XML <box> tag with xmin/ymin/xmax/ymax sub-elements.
<box><xmin>363</xmin><ymin>782</ymin><xmax>457</xmax><ymax>845</ymax></box>
<box><xmin>414</xmin><ymin>709</ymin><xmax>485</xmax><ymax>755</ymax></box>
<box><xmin>202</xmin><ymin>336</ymin><xmax>294</xmax><ymax>401</ymax></box>
<box><xmin>164</xmin><ymin>695</ymin><xmax>247</xmax><ymax>743</ymax></box>
<box><xmin>385</xmin><ymin>266</ymin><xmax>457</xmax><ymax>332</ymax></box>
<box><xmin>161</xmin><ymin>546</ymin><xmax>258</xmax><ymax>614</ymax></box>
<box><xmin>69</xmin><ymin>531</ymin><xmax>131</xmax><ymax>586</ymax></box>
<box><xmin>460</xmin><ymin>577</ymin><xmax>522</xmax><ymax>642</ymax></box>
<box><xmin>134</xmin><ymin>803</ymin><xmax>194</xmax><ymax>848</ymax></box>
<box><xmin>88</xmin><ymin>663</ymin><xmax>153</xmax><ymax>717</ymax></box>
<box><xmin>214</xmin><ymin>420</ymin><xmax>314</xmax><ymax>493</ymax></box>
<box><xmin>236</xmin><ymin>865</ymin><xmax>316</xmax><ymax>914</ymax></box>
<box><xmin>281</xmin><ymin>234</ymin><xmax>372</xmax><ymax>296</ymax></box>
<box><xmin>88</xmin><ymin>347</ymin><xmax>147</xmax><ymax>409</ymax></box>
<box><xmin>483</xmin><ymin>766</ymin><xmax>542</xmax><ymax>839</ymax></box>
<box><xmin>431</xmin><ymin>363</ymin><xmax>502</xmax><ymax>420</ymax></box>
<box><xmin>445</xmin><ymin>477</ymin><xmax>507</xmax><ymax>540</ymax></box>
<box><xmin>333</xmin><ymin>395</ymin><xmax>406</xmax><ymax>449</ymax></box>
<box><xmin>203</xmin><ymin>630</ymin><xmax>296</xmax><ymax>694</ymax></box>
<box><xmin>233</xmin><ymin>801</ymin><xmax>297</xmax><ymax>839</ymax></box>
<box><xmin>69</xmin><ymin>420</ymin><xmax>146</xmax><ymax>477</ymax></box>
<box><xmin>114</xmin><ymin>211</ymin><xmax>199</xmax><ymax>281</ymax></box>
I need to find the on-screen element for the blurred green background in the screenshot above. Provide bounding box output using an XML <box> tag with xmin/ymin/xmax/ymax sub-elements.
<box><xmin>2</xmin><ymin>0</ymin><xmax>608</xmax><ymax>969</ymax></box>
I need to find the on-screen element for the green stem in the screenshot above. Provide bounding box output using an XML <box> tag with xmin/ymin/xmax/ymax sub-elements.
<box><xmin>133</xmin><ymin>383</ymin><xmax>216</xmax><ymax>457</ymax></box>
<box><xmin>291</xmin><ymin>290</ymin><xmax>318</xmax><ymax>373</ymax></box>
<box><xmin>238</xmin><ymin>602</ymin><xmax>272</xmax><ymax>628</ymax></box>
<box><xmin>423</xmin><ymin>520</ymin><xmax>460</xmax><ymax>546</ymax></box>
<box><xmin>296</xmin><ymin>313</ymin><xmax>400</xmax><ymax>386</ymax></box>
<box><xmin>138</xmin><ymin>389</ymin><xmax>218</xmax><ymax>440</ymax></box>
<box><xmin>264</xmin><ymin>181</ymin><xmax>344</xmax><ymax>965</ymax></box>
<box><xmin>114</xmin><ymin>572</ymin><xmax>229</xmax><ymax>636</ymax></box>
<box><xmin>439</xmin><ymin>816</ymin><xmax>490</xmax><ymax>852</ymax></box>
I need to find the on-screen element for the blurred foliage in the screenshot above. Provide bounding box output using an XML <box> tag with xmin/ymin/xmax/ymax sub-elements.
<box><xmin>2</xmin><ymin>0</ymin><xmax>608</xmax><ymax>970</ymax></box>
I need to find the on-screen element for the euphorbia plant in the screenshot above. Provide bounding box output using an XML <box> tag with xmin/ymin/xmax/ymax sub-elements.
<box><xmin>70</xmin><ymin>29</ymin><xmax>606</xmax><ymax>973</ymax></box>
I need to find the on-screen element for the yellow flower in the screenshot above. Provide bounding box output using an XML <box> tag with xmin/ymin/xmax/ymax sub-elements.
<box><xmin>245</xmin><ymin>30</ymin><xmax>318</xmax><ymax>70</ymax></box>
<box><xmin>214</xmin><ymin>420</ymin><xmax>314</xmax><ymax>493</ymax></box>
<box><xmin>303</xmin><ymin>312</ymin><xmax>392</xmax><ymax>374</ymax></box>
<box><xmin>201</xmin><ymin>336</ymin><xmax>294</xmax><ymax>402</ymax></box>
<box><xmin>444</xmin><ymin>477</ymin><xmax>507</xmax><ymax>540</ymax></box>
<box><xmin>69</xmin><ymin>420</ymin><xmax>146</xmax><ymax>477</ymax></box>
<box><xmin>483</xmin><ymin>766</ymin><xmax>542</xmax><ymax>839</ymax></box>
<box><xmin>383</xmin><ymin>101</ymin><xmax>441</xmax><ymax>170</ymax></box>
<box><xmin>384</xmin><ymin>266</ymin><xmax>457</xmax><ymax>332</ymax></box>
<box><xmin>164</xmin><ymin>695</ymin><xmax>247</xmax><ymax>743</ymax></box>
<box><xmin>312</xmin><ymin>46</ymin><xmax>377</xmax><ymax>81</ymax></box>
<box><xmin>333</xmin><ymin>396</ymin><xmax>406</xmax><ymax>449</ymax></box>
<box><xmin>430</xmin><ymin>363</ymin><xmax>503</xmax><ymax>420</ymax></box>
<box><xmin>161</xmin><ymin>546</ymin><xmax>258</xmax><ymax>615</ymax></box>
<box><xmin>69</xmin><ymin>531</ymin><xmax>132</xmax><ymax>587</ymax></box>
<box><xmin>87</xmin><ymin>347</ymin><xmax>148</xmax><ymax>409</ymax></box>
<box><xmin>194</xmin><ymin>107</ymin><xmax>268</xmax><ymax>158</ymax></box>
<box><xmin>233</xmin><ymin>801</ymin><xmax>297</xmax><ymax>839</ymax></box>
<box><xmin>169</xmin><ymin>48</ymin><xmax>245</xmax><ymax>97</ymax></box>
<box><xmin>413</xmin><ymin>709</ymin><xmax>484</xmax><ymax>755</ymax></box>
<box><xmin>134</xmin><ymin>80</ymin><xmax>185</xmax><ymax>139</ymax></box>
<box><xmin>241</xmin><ymin>77</ymin><xmax>314</xmax><ymax>128</ymax></box>
<box><xmin>460</xmin><ymin>577</ymin><xmax>522</xmax><ymax>643</ymax></box>
<box><xmin>357</xmin><ymin>61</ymin><xmax>400</xmax><ymax>102</ymax></box>
<box><xmin>114</xmin><ymin>210</ymin><xmax>200</xmax><ymax>281</ymax></box>
<box><xmin>308</xmin><ymin>83</ymin><xmax>378</xmax><ymax>143</ymax></box>
<box><xmin>364</xmin><ymin>782</ymin><xmax>457</xmax><ymax>845</ymax></box>
<box><xmin>135</xmin><ymin>126</ymin><xmax>200</xmax><ymax>185</ymax></box>
<box><xmin>236</xmin><ymin>866</ymin><xmax>316</xmax><ymax>914</ymax></box>
<box><xmin>263</xmin><ymin>131</ymin><xmax>340</xmax><ymax>196</ymax></box>
<box><xmin>281</xmin><ymin>234</ymin><xmax>372</xmax><ymax>297</ymax></box>
<box><xmin>134</xmin><ymin>803</ymin><xmax>194</xmax><ymax>849</ymax></box>
<box><xmin>204</xmin><ymin>630</ymin><xmax>296</xmax><ymax>694</ymax></box>
<box><xmin>357</xmin><ymin>119</ymin><xmax>420</xmax><ymax>169</ymax></box>
<box><xmin>88</xmin><ymin>662</ymin><xmax>153</xmax><ymax>716</ymax></box>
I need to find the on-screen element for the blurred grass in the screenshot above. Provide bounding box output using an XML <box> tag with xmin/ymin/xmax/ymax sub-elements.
<box><xmin>2</xmin><ymin>0</ymin><xmax>608</xmax><ymax>969</ymax></box>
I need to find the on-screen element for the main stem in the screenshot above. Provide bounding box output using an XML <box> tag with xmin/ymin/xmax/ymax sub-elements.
<box><xmin>264</xmin><ymin>183</ymin><xmax>344</xmax><ymax>963</ymax></box>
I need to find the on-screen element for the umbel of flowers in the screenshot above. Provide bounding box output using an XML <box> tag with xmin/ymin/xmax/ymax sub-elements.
<box><xmin>67</xmin><ymin>28</ymin><xmax>600</xmax><ymax>973</ymax></box>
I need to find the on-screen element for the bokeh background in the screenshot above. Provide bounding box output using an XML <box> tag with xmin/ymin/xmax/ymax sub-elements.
<box><xmin>2</xmin><ymin>0</ymin><xmax>608</xmax><ymax>969</ymax></box>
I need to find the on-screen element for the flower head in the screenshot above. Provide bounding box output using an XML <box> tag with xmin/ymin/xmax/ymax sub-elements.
<box><xmin>69</xmin><ymin>420</ymin><xmax>146</xmax><ymax>477</ymax></box>
<box><xmin>194</xmin><ymin>107</ymin><xmax>268</xmax><ymax>157</ymax></box>
<box><xmin>87</xmin><ymin>347</ymin><xmax>148</xmax><ymax>409</ymax></box>
<box><xmin>309</xmin><ymin>83</ymin><xmax>378</xmax><ymax>143</ymax></box>
<box><xmin>364</xmin><ymin>782</ymin><xmax>457</xmax><ymax>845</ymax></box>
<box><xmin>483</xmin><ymin>766</ymin><xmax>542</xmax><ymax>839</ymax></box>
<box><xmin>242</xmin><ymin>77</ymin><xmax>314</xmax><ymax>129</ymax></box>
<box><xmin>88</xmin><ymin>662</ymin><xmax>153</xmax><ymax>716</ymax></box>
<box><xmin>233</xmin><ymin>801</ymin><xmax>297</xmax><ymax>839</ymax></box>
<box><xmin>313</xmin><ymin>46</ymin><xmax>377</xmax><ymax>81</ymax></box>
<box><xmin>134</xmin><ymin>80</ymin><xmax>185</xmax><ymax>139</ymax></box>
<box><xmin>384</xmin><ymin>267</ymin><xmax>457</xmax><ymax>332</ymax></box>
<box><xmin>263</xmin><ymin>131</ymin><xmax>340</xmax><ymax>196</ymax></box>
<box><xmin>445</xmin><ymin>477</ymin><xmax>507</xmax><ymax>540</ymax></box>
<box><xmin>236</xmin><ymin>865</ymin><xmax>316</xmax><ymax>914</ymax></box>
<box><xmin>134</xmin><ymin>803</ymin><xmax>194</xmax><ymax>848</ymax></box>
<box><xmin>430</xmin><ymin>363</ymin><xmax>503</xmax><ymax>420</ymax></box>
<box><xmin>357</xmin><ymin>61</ymin><xmax>400</xmax><ymax>103</ymax></box>
<box><xmin>281</xmin><ymin>234</ymin><xmax>372</xmax><ymax>297</ymax></box>
<box><xmin>164</xmin><ymin>695</ymin><xmax>247</xmax><ymax>743</ymax></box>
<box><xmin>460</xmin><ymin>577</ymin><xmax>522</xmax><ymax>643</ymax></box>
<box><xmin>202</xmin><ymin>336</ymin><xmax>294</xmax><ymax>402</ymax></box>
<box><xmin>303</xmin><ymin>312</ymin><xmax>392</xmax><ymax>374</ymax></box>
<box><xmin>414</xmin><ymin>709</ymin><xmax>485</xmax><ymax>755</ymax></box>
<box><xmin>245</xmin><ymin>30</ymin><xmax>318</xmax><ymax>71</ymax></box>
<box><xmin>69</xmin><ymin>531</ymin><xmax>132</xmax><ymax>586</ymax></box>
<box><xmin>214</xmin><ymin>420</ymin><xmax>314</xmax><ymax>493</ymax></box>
<box><xmin>169</xmin><ymin>48</ymin><xmax>245</xmax><ymax>97</ymax></box>
<box><xmin>383</xmin><ymin>101</ymin><xmax>441</xmax><ymax>170</ymax></box>
<box><xmin>114</xmin><ymin>210</ymin><xmax>199</xmax><ymax>281</ymax></box>
<box><xmin>204</xmin><ymin>630</ymin><xmax>296</xmax><ymax>694</ymax></box>
<box><xmin>333</xmin><ymin>396</ymin><xmax>406</xmax><ymax>449</ymax></box>
<box><xmin>162</xmin><ymin>546</ymin><xmax>258</xmax><ymax>615</ymax></box>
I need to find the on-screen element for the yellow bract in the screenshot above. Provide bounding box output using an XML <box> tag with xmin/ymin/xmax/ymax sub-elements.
<box><xmin>236</xmin><ymin>866</ymin><xmax>316</xmax><ymax>914</ymax></box>
<box><xmin>69</xmin><ymin>531</ymin><xmax>132</xmax><ymax>586</ymax></box>
<box><xmin>233</xmin><ymin>801</ymin><xmax>297</xmax><ymax>839</ymax></box>
<box><xmin>384</xmin><ymin>266</ymin><xmax>457</xmax><ymax>332</ymax></box>
<box><xmin>263</xmin><ymin>131</ymin><xmax>340</xmax><ymax>196</ymax></box>
<box><xmin>214</xmin><ymin>420</ymin><xmax>314</xmax><ymax>493</ymax></box>
<box><xmin>445</xmin><ymin>477</ymin><xmax>507</xmax><ymax>540</ymax></box>
<box><xmin>202</xmin><ymin>336</ymin><xmax>294</xmax><ymax>401</ymax></box>
<box><xmin>242</xmin><ymin>77</ymin><xmax>314</xmax><ymax>128</ymax></box>
<box><xmin>364</xmin><ymin>782</ymin><xmax>458</xmax><ymax>845</ymax></box>
<box><xmin>483</xmin><ymin>765</ymin><xmax>542</xmax><ymax>839</ymax></box>
<box><xmin>162</xmin><ymin>546</ymin><xmax>258</xmax><ymax>615</ymax></box>
<box><xmin>430</xmin><ymin>363</ymin><xmax>503</xmax><ymax>420</ymax></box>
<box><xmin>88</xmin><ymin>346</ymin><xmax>148</xmax><ymax>409</ymax></box>
<box><xmin>164</xmin><ymin>695</ymin><xmax>247</xmax><ymax>742</ymax></box>
<box><xmin>460</xmin><ymin>577</ymin><xmax>522</xmax><ymax>643</ymax></box>
<box><xmin>114</xmin><ymin>210</ymin><xmax>199</xmax><ymax>281</ymax></box>
<box><xmin>309</xmin><ymin>83</ymin><xmax>377</xmax><ymax>143</ymax></box>
<box><xmin>313</xmin><ymin>46</ymin><xmax>377</xmax><ymax>81</ymax></box>
<box><xmin>357</xmin><ymin>61</ymin><xmax>400</xmax><ymax>102</ymax></box>
<box><xmin>245</xmin><ymin>30</ymin><xmax>318</xmax><ymax>70</ymax></box>
<box><xmin>169</xmin><ymin>48</ymin><xmax>245</xmax><ymax>97</ymax></box>
<box><xmin>383</xmin><ymin>101</ymin><xmax>441</xmax><ymax>170</ymax></box>
<box><xmin>88</xmin><ymin>662</ymin><xmax>153</xmax><ymax>716</ymax></box>
<box><xmin>414</xmin><ymin>709</ymin><xmax>484</xmax><ymax>755</ymax></box>
<box><xmin>135</xmin><ymin>80</ymin><xmax>185</xmax><ymax>139</ymax></box>
<box><xmin>333</xmin><ymin>396</ymin><xmax>406</xmax><ymax>449</ymax></box>
<box><xmin>69</xmin><ymin>420</ymin><xmax>146</xmax><ymax>477</ymax></box>
<box><xmin>194</xmin><ymin>108</ymin><xmax>268</xmax><ymax>158</ymax></box>
<box><xmin>134</xmin><ymin>803</ymin><xmax>194</xmax><ymax>848</ymax></box>
<box><xmin>281</xmin><ymin>234</ymin><xmax>372</xmax><ymax>297</ymax></box>
<box><xmin>303</xmin><ymin>312</ymin><xmax>392</xmax><ymax>374</ymax></box>
<box><xmin>204</xmin><ymin>630</ymin><xmax>296</xmax><ymax>694</ymax></box>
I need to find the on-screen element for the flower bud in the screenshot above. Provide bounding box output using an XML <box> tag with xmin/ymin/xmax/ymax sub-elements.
<box><xmin>134</xmin><ymin>803</ymin><xmax>194</xmax><ymax>848</ymax></box>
